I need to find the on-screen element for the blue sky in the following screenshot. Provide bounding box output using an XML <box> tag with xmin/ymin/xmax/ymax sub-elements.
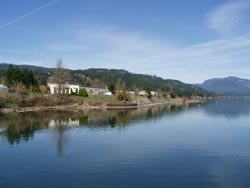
<box><xmin>0</xmin><ymin>0</ymin><xmax>250</xmax><ymax>83</ymax></box>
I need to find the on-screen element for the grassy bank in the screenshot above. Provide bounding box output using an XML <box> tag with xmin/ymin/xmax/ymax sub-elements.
<box><xmin>0</xmin><ymin>92</ymin><xmax>207</xmax><ymax>113</ymax></box>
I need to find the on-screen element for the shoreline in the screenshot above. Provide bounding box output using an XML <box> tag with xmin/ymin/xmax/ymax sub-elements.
<box><xmin>0</xmin><ymin>98</ymin><xmax>206</xmax><ymax>114</ymax></box>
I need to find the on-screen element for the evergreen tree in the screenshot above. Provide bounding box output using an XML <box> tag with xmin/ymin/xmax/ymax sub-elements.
<box><xmin>108</xmin><ymin>83</ymin><xmax>115</xmax><ymax>94</ymax></box>
<box><xmin>5</xmin><ymin>65</ymin><xmax>37</xmax><ymax>89</ymax></box>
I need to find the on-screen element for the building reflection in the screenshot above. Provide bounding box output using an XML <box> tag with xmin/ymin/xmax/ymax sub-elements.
<box><xmin>0</xmin><ymin>103</ymin><xmax>191</xmax><ymax>155</ymax></box>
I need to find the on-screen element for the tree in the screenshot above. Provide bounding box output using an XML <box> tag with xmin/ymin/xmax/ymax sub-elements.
<box><xmin>21</xmin><ymin>68</ymin><xmax>37</xmax><ymax>89</ymax></box>
<box><xmin>116</xmin><ymin>89</ymin><xmax>130</xmax><ymax>101</ymax></box>
<box><xmin>5</xmin><ymin>65</ymin><xmax>37</xmax><ymax>90</ymax></box>
<box><xmin>39</xmin><ymin>85</ymin><xmax>48</xmax><ymax>94</ymax></box>
<box><xmin>146</xmin><ymin>88</ymin><xmax>152</xmax><ymax>99</ymax></box>
<box><xmin>170</xmin><ymin>93</ymin><xmax>176</xmax><ymax>99</ymax></box>
<box><xmin>108</xmin><ymin>83</ymin><xmax>115</xmax><ymax>94</ymax></box>
<box><xmin>115</xmin><ymin>78</ymin><xmax>126</xmax><ymax>91</ymax></box>
<box><xmin>48</xmin><ymin>58</ymin><xmax>71</xmax><ymax>94</ymax></box>
<box><xmin>115</xmin><ymin>79</ymin><xmax>130</xmax><ymax>101</ymax></box>
<box><xmin>5</xmin><ymin>65</ymin><xmax>21</xmax><ymax>87</ymax></box>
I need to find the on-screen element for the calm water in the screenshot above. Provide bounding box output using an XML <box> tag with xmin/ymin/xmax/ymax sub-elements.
<box><xmin>1</xmin><ymin>100</ymin><xmax>250</xmax><ymax>188</ymax></box>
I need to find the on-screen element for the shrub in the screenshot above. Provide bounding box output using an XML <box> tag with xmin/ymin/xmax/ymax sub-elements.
<box><xmin>108</xmin><ymin>83</ymin><xmax>116</xmax><ymax>94</ymax></box>
<box><xmin>39</xmin><ymin>85</ymin><xmax>48</xmax><ymax>94</ymax></box>
<box><xmin>146</xmin><ymin>89</ymin><xmax>152</xmax><ymax>99</ymax></box>
<box><xmin>170</xmin><ymin>93</ymin><xmax>176</xmax><ymax>99</ymax></box>
<box><xmin>78</xmin><ymin>88</ymin><xmax>88</xmax><ymax>97</ymax></box>
<box><xmin>116</xmin><ymin>89</ymin><xmax>130</xmax><ymax>101</ymax></box>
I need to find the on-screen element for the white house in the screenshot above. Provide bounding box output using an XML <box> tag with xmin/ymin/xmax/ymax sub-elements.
<box><xmin>81</xmin><ymin>86</ymin><xmax>109</xmax><ymax>95</ymax></box>
<box><xmin>138</xmin><ymin>90</ymin><xmax>157</xmax><ymax>96</ymax></box>
<box><xmin>48</xmin><ymin>83</ymin><xmax>80</xmax><ymax>94</ymax></box>
<box><xmin>138</xmin><ymin>90</ymin><xmax>147</xmax><ymax>96</ymax></box>
<box><xmin>150</xmin><ymin>91</ymin><xmax>157</xmax><ymax>96</ymax></box>
<box><xmin>105</xmin><ymin>91</ymin><xmax>112</xmax><ymax>96</ymax></box>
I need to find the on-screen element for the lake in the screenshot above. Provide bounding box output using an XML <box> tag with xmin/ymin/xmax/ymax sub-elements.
<box><xmin>1</xmin><ymin>100</ymin><xmax>250</xmax><ymax>188</ymax></box>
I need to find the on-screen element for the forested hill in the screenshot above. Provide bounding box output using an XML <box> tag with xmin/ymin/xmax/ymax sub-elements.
<box><xmin>198</xmin><ymin>76</ymin><xmax>250</xmax><ymax>96</ymax></box>
<box><xmin>79</xmin><ymin>68</ymin><xmax>212</xmax><ymax>97</ymax></box>
<box><xmin>0</xmin><ymin>63</ymin><xmax>213</xmax><ymax>97</ymax></box>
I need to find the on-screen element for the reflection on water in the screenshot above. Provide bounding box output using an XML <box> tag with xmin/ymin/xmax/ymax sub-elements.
<box><xmin>1</xmin><ymin>100</ymin><xmax>250</xmax><ymax>188</ymax></box>
<box><xmin>202</xmin><ymin>99</ymin><xmax>250</xmax><ymax>118</ymax></box>
<box><xmin>0</xmin><ymin>113</ymin><xmax>49</xmax><ymax>145</ymax></box>
<box><xmin>0</xmin><ymin>104</ymin><xmax>190</xmax><ymax>154</ymax></box>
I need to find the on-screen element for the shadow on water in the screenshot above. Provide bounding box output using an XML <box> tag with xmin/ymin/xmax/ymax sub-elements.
<box><xmin>202</xmin><ymin>99</ymin><xmax>250</xmax><ymax>118</ymax></box>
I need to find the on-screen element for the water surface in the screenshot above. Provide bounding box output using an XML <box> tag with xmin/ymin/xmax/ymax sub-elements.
<box><xmin>1</xmin><ymin>100</ymin><xmax>250</xmax><ymax>188</ymax></box>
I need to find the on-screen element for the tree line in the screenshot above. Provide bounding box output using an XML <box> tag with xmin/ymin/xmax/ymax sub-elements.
<box><xmin>5</xmin><ymin>65</ymin><xmax>37</xmax><ymax>90</ymax></box>
<box><xmin>0</xmin><ymin>62</ymin><xmax>214</xmax><ymax>98</ymax></box>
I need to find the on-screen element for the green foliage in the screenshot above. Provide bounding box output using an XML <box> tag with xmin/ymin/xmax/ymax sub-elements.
<box><xmin>78</xmin><ymin>88</ymin><xmax>88</xmax><ymax>97</ymax></box>
<box><xmin>116</xmin><ymin>89</ymin><xmax>130</xmax><ymax>101</ymax></box>
<box><xmin>146</xmin><ymin>88</ymin><xmax>152</xmax><ymax>99</ymax></box>
<box><xmin>115</xmin><ymin>79</ymin><xmax>126</xmax><ymax>90</ymax></box>
<box><xmin>108</xmin><ymin>83</ymin><xmax>115</xmax><ymax>94</ymax></box>
<box><xmin>39</xmin><ymin>85</ymin><xmax>48</xmax><ymax>94</ymax></box>
<box><xmin>5</xmin><ymin>65</ymin><xmax>37</xmax><ymax>89</ymax></box>
<box><xmin>170</xmin><ymin>93</ymin><xmax>176</xmax><ymax>99</ymax></box>
<box><xmin>80</xmin><ymin>69</ymin><xmax>213</xmax><ymax>97</ymax></box>
<box><xmin>0</xmin><ymin>64</ymin><xmax>214</xmax><ymax>98</ymax></box>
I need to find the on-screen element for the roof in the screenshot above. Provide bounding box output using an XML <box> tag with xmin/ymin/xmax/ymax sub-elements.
<box><xmin>0</xmin><ymin>84</ymin><xmax>7</xmax><ymax>89</ymax></box>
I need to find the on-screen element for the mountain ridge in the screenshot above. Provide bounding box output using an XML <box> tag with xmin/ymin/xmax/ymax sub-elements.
<box><xmin>198</xmin><ymin>76</ymin><xmax>250</xmax><ymax>96</ymax></box>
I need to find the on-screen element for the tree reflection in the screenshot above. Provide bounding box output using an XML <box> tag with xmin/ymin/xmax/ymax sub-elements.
<box><xmin>52</xmin><ymin>121</ymin><xmax>69</xmax><ymax>156</ymax></box>
<box><xmin>0</xmin><ymin>113</ymin><xmax>49</xmax><ymax>145</ymax></box>
<box><xmin>0</xmin><ymin>103</ymin><xmax>194</xmax><ymax>154</ymax></box>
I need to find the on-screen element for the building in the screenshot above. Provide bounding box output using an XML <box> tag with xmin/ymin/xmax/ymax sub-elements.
<box><xmin>0</xmin><ymin>84</ymin><xmax>8</xmax><ymax>93</ymax></box>
<box><xmin>48</xmin><ymin>83</ymin><xmax>80</xmax><ymax>95</ymax></box>
<box><xmin>81</xmin><ymin>86</ymin><xmax>109</xmax><ymax>95</ymax></box>
<box><xmin>150</xmin><ymin>91</ymin><xmax>157</xmax><ymax>96</ymax></box>
<box><xmin>129</xmin><ymin>91</ymin><xmax>136</xmax><ymax>95</ymax></box>
<box><xmin>138</xmin><ymin>90</ymin><xmax>157</xmax><ymax>96</ymax></box>
<box><xmin>138</xmin><ymin>90</ymin><xmax>147</xmax><ymax>96</ymax></box>
<box><xmin>105</xmin><ymin>91</ymin><xmax>112</xmax><ymax>96</ymax></box>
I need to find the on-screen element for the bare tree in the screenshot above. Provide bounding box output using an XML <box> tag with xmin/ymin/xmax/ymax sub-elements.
<box><xmin>49</xmin><ymin>58</ymin><xmax>71</xmax><ymax>94</ymax></box>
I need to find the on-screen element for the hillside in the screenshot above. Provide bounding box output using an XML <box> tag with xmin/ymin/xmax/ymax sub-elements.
<box><xmin>198</xmin><ymin>76</ymin><xmax>250</xmax><ymax>96</ymax></box>
<box><xmin>0</xmin><ymin>63</ymin><xmax>213</xmax><ymax>97</ymax></box>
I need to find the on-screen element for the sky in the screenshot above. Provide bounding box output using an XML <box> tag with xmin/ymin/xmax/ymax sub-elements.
<box><xmin>0</xmin><ymin>0</ymin><xmax>250</xmax><ymax>83</ymax></box>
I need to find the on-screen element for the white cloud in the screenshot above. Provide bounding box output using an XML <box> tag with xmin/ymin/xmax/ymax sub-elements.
<box><xmin>3</xmin><ymin>1</ymin><xmax>250</xmax><ymax>83</ymax></box>
<box><xmin>44</xmin><ymin>23</ymin><xmax>250</xmax><ymax>83</ymax></box>
<box><xmin>206</xmin><ymin>1</ymin><xmax>250</xmax><ymax>35</ymax></box>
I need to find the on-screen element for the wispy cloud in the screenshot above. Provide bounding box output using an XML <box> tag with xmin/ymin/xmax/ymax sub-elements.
<box><xmin>45</xmin><ymin>23</ymin><xmax>250</xmax><ymax>83</ymax></box>
<box><xmin>4</xmin><ymin>1</ymin><xmax>250</xmax><ymax>83</ymax></box>
<box><xmin>206</xmin><ymin>0</ymin><xmax>250</xmax><ymax>36</ymax></box>
<box><xmin>0</xmin><ymin>0</ymin><xmax>59</xmax><ymax>30</ymax></box>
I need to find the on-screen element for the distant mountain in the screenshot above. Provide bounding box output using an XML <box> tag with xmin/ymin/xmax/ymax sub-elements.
<box><xmin>0</xmin><ymin>63</ymin><xmax>213</xmax><ymax>97</ymax></box>
<box><xmin>198</xmin><ymin>76</ymin><xmax>250</xmax><ymax>96</ymax></box>
<box><xmin>0</xmin><ymin>63</ymin><xmax>52</xmax><ymax>72</ymax></box>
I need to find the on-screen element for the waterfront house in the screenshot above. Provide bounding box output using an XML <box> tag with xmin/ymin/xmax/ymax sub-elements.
<box><xmin>105</xmin><ymin>91</ymin><xmax>112</xmax><ymax>96</ymax></box>
<box><xmin>48</xmin><ymin>83</ymin><xmax>80</xmax><ymax>94</ymax></box>
<box><xmin>81</xmin><ymin>86</ymin><xmax>110</xmax><ymax>95</ymax></box>
<box><xmin>138</xmin><ymin>90</ymin><xmax>147</xmax><ymax>96</ymax></box>
<box><xmin>138</xmin><ymin>90</ymin><xmax>157</xmax><ymax>96</ymax></box>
